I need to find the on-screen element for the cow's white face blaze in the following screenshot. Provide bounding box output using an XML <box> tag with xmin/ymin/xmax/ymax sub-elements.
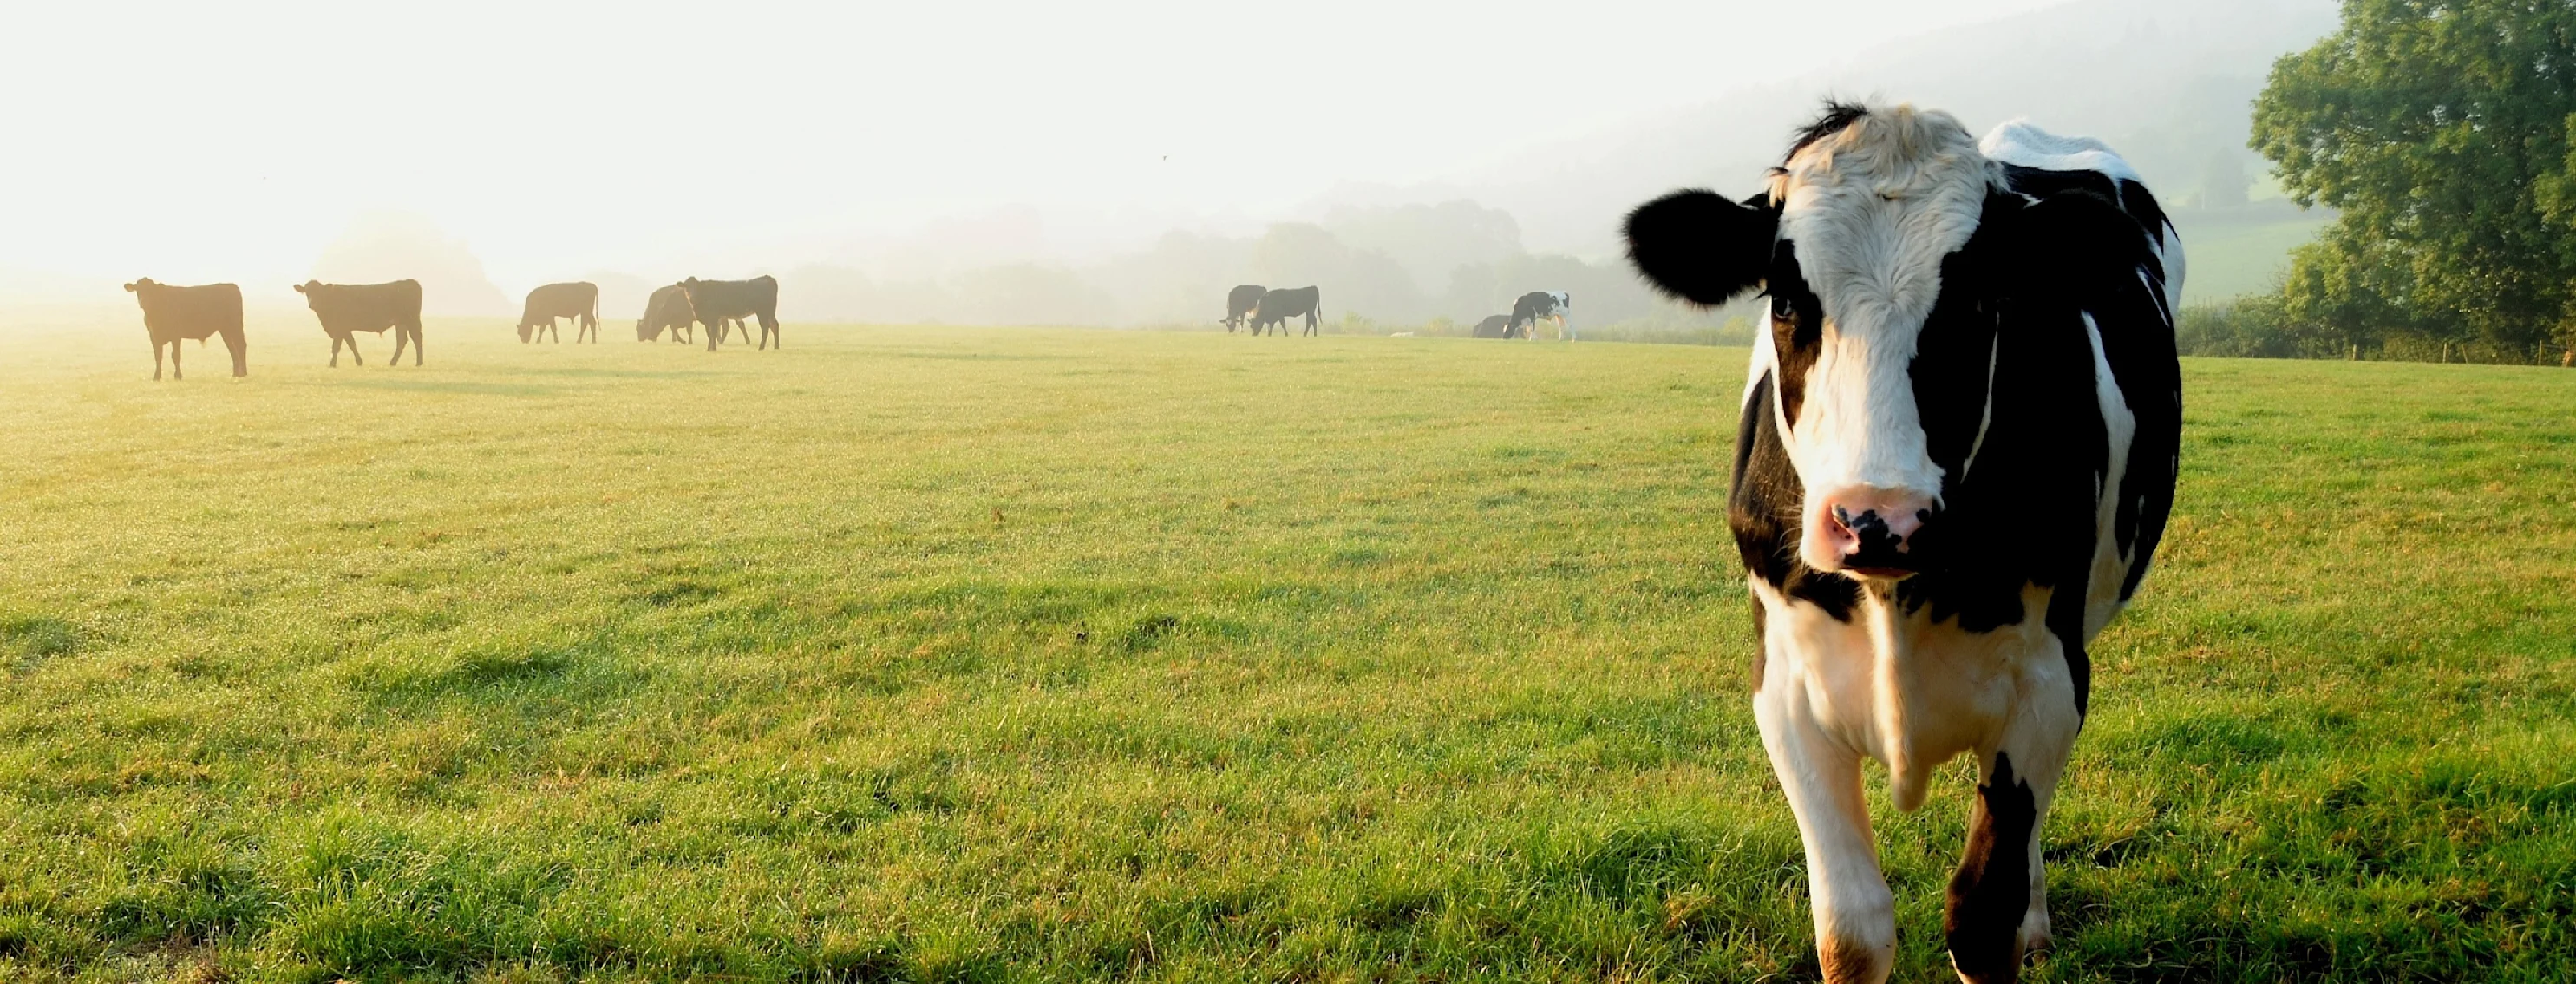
<box><xmin>1762</xmin><ymin>106</ymin><xmax>1998</xmax><ymax>577</ymax></box>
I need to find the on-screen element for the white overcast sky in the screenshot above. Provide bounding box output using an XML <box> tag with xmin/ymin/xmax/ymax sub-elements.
<box><xmin>3</xmin><ymin>0</ymin><xmax>2070</xmax><ymax>289</ymax></box>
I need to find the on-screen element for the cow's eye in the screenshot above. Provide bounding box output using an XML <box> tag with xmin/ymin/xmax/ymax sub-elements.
<box><xmin>1770</xmin><ymin>295</ymin><xmax>1797</xmax><ymax>321</ymax></box>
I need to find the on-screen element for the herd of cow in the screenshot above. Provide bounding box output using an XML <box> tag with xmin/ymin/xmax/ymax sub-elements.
<box><xmin>120</xmin><ymin>275</ymin><xmax>786</xmax><ymax>379</ymax></box>
<box><xmin>1215</xmin><ymin>285</ymin><xmax>1574</xmax><ymax>340</ymax></box>
<box><xmin>123</xmin><ymin>273</ymin><xmax>1572</xmax><ymax>380</ymax></box>
<box><xmin>111</xmin><ymin>97</ymin><xmax>2189</xmax><ymax>983</ymax></box>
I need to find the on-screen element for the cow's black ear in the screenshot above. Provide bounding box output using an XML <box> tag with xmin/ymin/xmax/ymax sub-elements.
<box><xmin>1625</xmin><ymin>189</ymin><xmax>1778</xmax><ymax>305</ymax></box>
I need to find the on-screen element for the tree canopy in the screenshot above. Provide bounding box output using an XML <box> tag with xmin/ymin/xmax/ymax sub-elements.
<box><xmin>2252</xmin><ymin>0</ymin><xmax>2576</xmax><ymax>353</ymax></box>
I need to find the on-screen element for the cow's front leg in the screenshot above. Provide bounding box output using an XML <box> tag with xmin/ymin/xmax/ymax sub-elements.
<box><xmin>1755</xmin><ymin>672</ymin><xmax>1894</xmax><ymax>984</ymax></box>
<box><xmin>154</xmin><ymin>339</ymin><xmax>167</xmax><ymax>381</ymax></box>
<box><xmin>1945</xmin><ymin>651</ymin><xmax>2080</xmax><ymax>983</ymax></box>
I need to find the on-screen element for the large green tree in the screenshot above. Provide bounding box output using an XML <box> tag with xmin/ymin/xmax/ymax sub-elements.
<box><xmin>2252</xmin><ymin>0</ymin><xmax>2576</xmax><ymax>357</ymax></box>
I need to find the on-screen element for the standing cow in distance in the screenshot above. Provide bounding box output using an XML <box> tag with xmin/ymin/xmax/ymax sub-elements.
<box><xmin>1249</xmin><ymin>285</ymin><xmax>1322</xmax><ymax>337</ymax></box>
<box><xmin>518</xmin><ymin>281</ymin><xmax>600</xmax><ymax>343</ymax></box>
<box><xmin>683</xmin><ymin>276</ymin><xmax>780</xmax><ymax>351</ymax></box>
<box><xmin>1223</xmin><ymin>284</ymin><xmax>1266</xmax><ymax>332</ymax></box>
<box><xmin>296</xmin><ymin>279</ymin><xmax>425</xmax><ymax>367</ymax></box>
<box><xmin>1470</xmin><ymin>314</ymin><xmax>1512</xmax><ymax>338</ymax></box>
<box><xmin>1625</xmin><ymin>102</ymin><xmax>2181</xmax><ymax>983</ymax></box>
<box><xmin>1508</xmin><ymin>290</ymin><xmax>1572</xmax><ymax>341</ymax></box>
<box><xmin>123</xmin><ymin>279</ymin><xmax>247</xmax><ymax>380</ymax></box>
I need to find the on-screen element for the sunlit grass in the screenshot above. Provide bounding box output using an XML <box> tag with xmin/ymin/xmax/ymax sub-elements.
<box><xmin>0</xmin><ymin>315</ymin><xmax>2569</xmax><ymax>981</ymax></box>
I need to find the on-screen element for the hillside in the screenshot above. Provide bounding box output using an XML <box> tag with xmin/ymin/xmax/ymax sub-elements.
<box><xmin>1441</xmin><ymin>0</ymin><xmax>2341</xmax><ymax>284</ymax></box>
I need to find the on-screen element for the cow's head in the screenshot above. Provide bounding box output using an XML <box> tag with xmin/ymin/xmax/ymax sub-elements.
<box><xmin>292</xmin><ymin>281</ymin><xmax>324</xmax><ymax>308</ymax></box>
<box><xmin>123</xmin><ymin>279</ymin><xmax>155</xmax><ymax>301</ymax></box>
<box><xmin>1627</xmin><ymin>103</ymin><xmax>2001</xmax><ymax>580</ymax></box>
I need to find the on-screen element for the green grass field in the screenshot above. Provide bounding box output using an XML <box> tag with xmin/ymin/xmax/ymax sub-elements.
<box><xmin>2</xmin><ymin>314</ymin><xmax>2570</xmax><ymax>982</ymax></box>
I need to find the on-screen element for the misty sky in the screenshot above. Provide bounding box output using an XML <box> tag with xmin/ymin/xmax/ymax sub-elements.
<box><xmin>10</xmin><ymin>0</ymin><xmax>2073</xmax><ymax>290</ymax></box>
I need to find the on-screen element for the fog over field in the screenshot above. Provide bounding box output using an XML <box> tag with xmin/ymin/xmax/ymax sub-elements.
<box><xmin>8</xmin><ymin>0</ymin><xmax>2333</xmax><ymax>326</ymax></box>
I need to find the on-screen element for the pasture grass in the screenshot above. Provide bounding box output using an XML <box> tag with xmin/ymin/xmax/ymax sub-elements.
<box><xmin>0</xmin><ymin>312</ymin><xmax>2569</xmax><ymax>982</ymax></box>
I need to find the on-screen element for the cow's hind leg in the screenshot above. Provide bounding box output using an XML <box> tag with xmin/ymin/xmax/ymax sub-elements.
<box><xmin>1944</xmin><ymin>652</ymin><xmax>2082</xmax><ymax>983</ymax></box>
<box><xmin>1755</xmin><ymin>654</ymin><xmax>1896</xmax><ymax>984</ymax></box>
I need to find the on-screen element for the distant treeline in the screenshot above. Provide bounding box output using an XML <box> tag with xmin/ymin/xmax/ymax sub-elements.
<box><xmin>2181</xmin><ymin>298</ymin><xmax>2574</xmax><ymax>366</ymax></box>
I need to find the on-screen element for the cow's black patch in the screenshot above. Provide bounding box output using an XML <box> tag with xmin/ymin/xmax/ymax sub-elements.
<box><xmin>1729</xmin><ymin>371</ymin><xmax>1858</xmax><ymax>622</ymax></box>
<box><xmin>1945</xmin><ymin>751</ymin><xmax>2038</xmax><ymax>983</ymax></box>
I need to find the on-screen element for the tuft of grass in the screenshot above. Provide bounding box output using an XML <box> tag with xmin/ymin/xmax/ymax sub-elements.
<box><xmin>0</xmin><ymin>315</ymin><xmax>2568</xmax><ymax>981</ymax></box>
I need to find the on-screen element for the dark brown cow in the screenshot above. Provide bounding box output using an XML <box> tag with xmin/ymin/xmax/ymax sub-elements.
<box><xmin>1223</xmin><ymin>284</ymin><xmax>1265</xmax><ymax>332</ymax></box>
<box><xmin>518</xmin><ymin>281</ymin><xmax>600</xmax><ymax>344</ymax></box>
<box><xmin>636</xmin><ymin>284</ymin><xmax>696</xmax><ymax>343</ymax></box>
<box><xmin>682</xmin><ymin>276</ymin><xmax>780</xmax><ymax>351</ymax></box>
<box><xmin>1249</xmin><ymin>285</ymin><xmax>1322</xmax><ymax>337</ymax></box>
<box><xmin>124</xmin><ymin>279</ymin><xmax>247</xmax><ymax>380</ymax></box>
<box><xmin>295</xmin><ymin>279</ymin><xmax>424</xmax><ymax>367</ymax></box>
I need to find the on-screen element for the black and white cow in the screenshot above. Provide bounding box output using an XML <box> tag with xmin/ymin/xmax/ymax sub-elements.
<box><xmin>1507</xmin><ymin>290</ymin><xmax>1572</xmax><ymax>341</ymax></box>
<box><xmin>1625</xmin><ymin>103</ymin><xmax>2181</xmax><ymax>983</ymax></box>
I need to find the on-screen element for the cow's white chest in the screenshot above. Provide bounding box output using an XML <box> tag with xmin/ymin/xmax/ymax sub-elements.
<box><xmin>1755</xmin><ymin>580</ymin><xmax>2064</xmax><ymax>810</ymax></box>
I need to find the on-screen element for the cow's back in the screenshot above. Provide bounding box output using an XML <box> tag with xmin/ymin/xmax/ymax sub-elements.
<box><xmin>139</xmin><ymin>283</ymin><xmax>245</xmax><ymax>339</ymax></box>
<box><xmin>1982</xmin><ymin>123</ymin><xmax>2184</xmax><ymax>630</ymax></box>
<box><xmin>311</xmin><ymin>280</ymin><xmax>423</xmax><ymax>330</ymax></box>
<box><xmin>526</xmin><ymin>281</ymin><xmax>597</xmax><ymax>318</ymax></box>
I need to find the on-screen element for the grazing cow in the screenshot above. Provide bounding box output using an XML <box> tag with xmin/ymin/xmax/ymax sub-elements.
<box><xmin>1249</xmin><ymin>285</ymin><xmax>1322</xmax><ymax>337</ymax></box>
<box><xmin>1507</xmin><ymin>290</ymin><xmax>1573</xmax><ymax>340</ymax></box>
<box><xmin>636</xmin><ymin>284</ymin><xmax>694</xmax><ymax>343</ymax></box>
<box><xmin>1223</xmin><ymin>284</ymin><xmax>1266</xmax><ymax>332</ymax></box>
<box><xmin>295</xmin><ymin>279</ymin><xmax>425</xmax><ymax>367</ymax></box>
<box><xmin>123</xmin><ymin>279</ymin><xmax>246</xmax><ymax>380</ymax></box>
<box><xmin>1471</xmin><ymin>314</ymin><xmax>1512</xmax><ymax>338</ymax></box>
<box><xmin>1624</xmin><ymin>103</ymin><xmax>2181</xmax><ymax>983</ymax></box>
<box><xmin>636</xmin><ymin>284</ymin><xmax>746</xmax><ymax>344</ymax></box>
<box><xmin>682</xmin><ymin>276</ymin><xmax>780</xmax><ymax>351</ymax></box>
<box><xmin>518</xmin><ymin>281</ymin><xmax>600</xmax><ymax>344</ymax></box>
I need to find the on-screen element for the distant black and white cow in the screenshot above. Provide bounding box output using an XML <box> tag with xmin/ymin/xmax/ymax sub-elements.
<box><xmin>682</xmin><ymin>276</ymin><xmax>780</xmax><ymax>351</ymax></box>
<box><xmin>1470</xmin><ymin>314</ymin><xmax>1512</xmax><ymax>338</ymax></box>
<box><xmin>1223</xmin><ymin>284</ymin><xmax>1266</xmax><ymax>333</ymax></box>
<box><xmin>1250</xmin><ymin>285</ymin><xmax>1322</xmax><ymax>337</ymax></box>
<box><xmin>1507</xmin><ymin>290</ymin><xmax>1572</xmax><ymax>341</ymax></box>
<box><xmin>518</xmin><ymin>281</ymin><xmax>599</xmax><ymax>344</ymax></box>
<box><xmin>124</xmin><ymin>279</ymin><xmax>246</xmax><ymax>380</ymax></box>
<box><xmin>296</xmin><ymin>279</ymin><xmax>425</xmax><ymax>367</ymax></box>
<box><xmin>1625</xmin><ymin>103</ymin><xmax>2181</xmax><ymax>984</ymax></box>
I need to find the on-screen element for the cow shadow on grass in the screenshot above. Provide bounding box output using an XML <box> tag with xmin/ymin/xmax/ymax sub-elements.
<box><xmin>473</xmin><ymin>365</ymin><xmax>734</xmax><ymax>381</ymax></box>
<box><xmin>873</xmin><ymin>350</ymin><xmax>1072</xmax><ymax>362</ymax></box>
<box><xmin>338</xmin><ymin>379</ymin><xmax>564</xmax><ymax>397</ymax></box>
